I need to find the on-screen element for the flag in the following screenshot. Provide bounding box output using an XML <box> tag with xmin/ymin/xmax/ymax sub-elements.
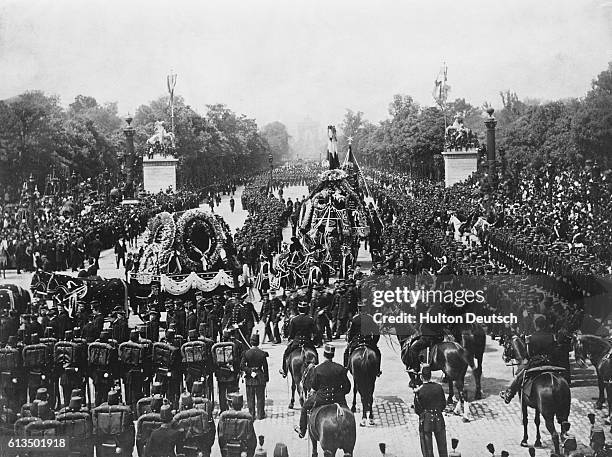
<box><xmin>327</xmin><ymin>125</ymin><xmax>340</xmax><ymax>169</ymax></box>
<box><xmin>432</xmin><ymin>63</ymin><xmax>450</xmax><ymax>107</ymax></box>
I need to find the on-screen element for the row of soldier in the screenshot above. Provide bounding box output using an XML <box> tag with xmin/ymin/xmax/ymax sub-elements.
<box><xmin>0</xmin><ymin>382</ymin><xmax>263</xmax><ymax>457</ymax></box>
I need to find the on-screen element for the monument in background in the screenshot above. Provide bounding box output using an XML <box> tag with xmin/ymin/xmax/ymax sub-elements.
<box><xmin>441</xmin><ymin>114</ymin><xmax>479</xmax><ymax>187</ymax></box>
<box><xmin>143</xmin><ymin>72</ymin><xmax>179</xmax><ymax>194</ymax></box>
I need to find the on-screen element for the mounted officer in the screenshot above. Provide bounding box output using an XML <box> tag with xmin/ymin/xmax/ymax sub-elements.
<box><xmin>296</xmin><ymin>344</ymin><xmax>350</xmax><ymax>438</ymax></box>
<box><xmin>279</xmin><ymin>301</ymin><xmax>316</xmax><ymax>378</ymax></box>
<box><xmin>343</xmin><ymin>300</ymin><xmax>382</xmax><ymax>376</ymax></box>
<box><xmin>407</xmin><ymin>302</ymin><xmax>446</xmax><ymax>388</ymax></box>
<box><xmin>500</xmin><ymin>315</ymin><xmax>558</xmax><ymax>403</ymax></box>
<box><xmin>217</xmin><ymin>392</ymin><xmax>257</xmax><ymax>457</ymax></box>
<box><xmin>88</xmin><ymin>331</ymin><xmax>119</xmax><ymax>406</ymax></box>
<box><xmin>240</xmin><ymin>333</ymin><xmax>269</xmax><ymax>420</ymax></box>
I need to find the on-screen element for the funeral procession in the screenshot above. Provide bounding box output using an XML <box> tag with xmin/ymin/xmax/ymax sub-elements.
<box><xmin>0</xmin><ymin>1</ymin><xmax>611</xmax><ymax>456</ymax></box>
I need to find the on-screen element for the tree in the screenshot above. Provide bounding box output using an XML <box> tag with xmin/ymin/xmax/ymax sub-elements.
<box><xmin>262</xmin><ymin>122</ymin><xmax>290</xmax><ymax>163</ymax></box>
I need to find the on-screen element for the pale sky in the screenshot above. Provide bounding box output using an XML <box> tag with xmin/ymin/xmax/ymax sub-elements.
<box><xmin>1</xmin><ymin>0</ymin><xmax>611</xmax><ymax>133</ymax></box>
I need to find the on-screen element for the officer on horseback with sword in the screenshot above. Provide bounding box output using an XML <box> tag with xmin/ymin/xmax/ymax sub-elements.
<box><xmin>279</xmin><ymin>301</ymin><xmax>316</xmax><ymax>378</ymax></box>
<box><xmin>343</xmin><ymin>299</ymin><xmax>382</xmax><ymax>376</ymax></box>
<box><xmin>500</xmin><ymin>315</ymin><xmax>557</xmax><ymax>403</ymax></box>
<box><xmin>295</xmin><ymin>343</ymin><xmax>351</xmax><ymax>439</ymax></box>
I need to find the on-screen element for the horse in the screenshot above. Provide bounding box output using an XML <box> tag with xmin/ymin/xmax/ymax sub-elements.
<box><xmin>573</xmin><ymin>334</ymin><xmax>612</xmax><ymax>413</ymax></box>
<box><xmin>300</xmin><ymin>362</ymin><xmax>356</xmax><ymax>457</ymax></box>
<box><xmin>503</xmin><ymin>335</ymin><xmax>570</xmax><ymax>454</ymax></box>
<box><xmin>457</xmin><ymin>324</ymin><xmax>486</xmax><ymax>400</ymax></box>
<box><xmin>31</xmin><ymin>270</ymin><xmax>128</xmax><ymax>316</ymax></box>
<box><xmin>348</xmin><ymin>344</ymin><xmax>378</xmax><ymax>426</ymax></box>
<box><xmin>400</xmin><ymin>334</ymin><xmax>473</xmax><ymax>422</ymax></box>
<box><xmin>0</xmin><ymin>284</ymin><xmax>31</xmax><ymax>314</ymax></box>
<box><xmin>287</xmin><ymin>344</ymin><xmax>319</xmax><ymax>409</ymax></box>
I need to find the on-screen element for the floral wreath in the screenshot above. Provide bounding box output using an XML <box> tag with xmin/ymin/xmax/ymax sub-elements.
<box><xmin>175</xmin><ymin>208</ymin><xmax>226</xmax><ymax>272</ymax></box>
<box><xmin>144</xmin><ymin>211</ymin><xmax>175</xmax><ymax>250</ymax></box>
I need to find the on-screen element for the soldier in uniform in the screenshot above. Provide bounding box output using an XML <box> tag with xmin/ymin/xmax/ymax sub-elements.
<box><xmin>240</xmin><ymin>333</ymin><xmax>269</xmax><ymax>419</ymax></box>
<box><xmin>296</xmin><ymin>344</ymin><xmax>350</xmax><ymax>438</ymax></box>
<box><xmin>174</xmin><ymin>392</ymin><xmax>216</xmax><ymax>457</ymax></box>
<box><xmin>501</xmin><ymin>315</ymin><xmax>558</xmax><ymax>403</ymax></box>
<box><xmin>55</xmin><ymin>330</ymin><xmax>87</xmax><ymax>407</ymax></box>
<box><xmin>279</xmin><ymin>302</ymin><xmax>317</xmax><ymax>378</ymax></box>
<box><xmin>407</xmin><ymin>303</ymin><xmax>446</xmax><ymax>388</ymax></box>
<box><xmin>217</xmin><ymin>393</ymin><xmax>257</xmax><ymax>457</ymax></box>
<box><xmin>56</xmin><ymin>396</ymin><xmax>94</xmax><ymax>457</ymax></box>
<box><xmin>343</xmin><ymin>300</ymin><xmax>382</xmax><ymax>376</ymax></box>
<box><xmin>135</xmin><ymin>395</ymin><xmax>163</xmax><ymax>457</ymax></box>
<box><xmin>0</xmin><ymin>335</ymin><xmax>25</xmax><ymax>412</ymax></box>
<box><xmin>92</xmin><ymin>389</ymin><xmax>135</xmax><ymax>457</ymax></box>
<box><xmin>119</xmin><ymin>329</ymin><xmax>147</xmax><ymax>412</ymax></box>
<box><xmin>88</xmin><ymin>331</ymin><xmax>119</xmax><ymax>406</ymax></box>
<box><xmin>212</xmin><ymin>330</ymin><xmax>243</xmax><ymax>412</ymax></box>
<box><xmin>112</xmin><ymin>307</ymin><xmax>130</xmax><ymax>344</ymax></box>
<box><xmin>40</xmin><ymin>326</ymin><xmax>59</xmax><ymax>408</ymax></box>
<box><xmin>144</xmin><ymin>401</ymin><xmax>185</xmax><ymax>457</ymax></box>
<box><xmin>152</xmin><ymin>329</ymin><xmax>182</xmax><ymax>408</ymax></box>
<box><xmin>414</xmin><ymin>364</ymin><xmax>448</xmax><ymax>457</ymax></box>
<box><xmin>182</xmin><ymin>329</ymin><xmax>212</xmax><ymax>394</ymax></box>
<box><xmin>22</xmin><ymin>333</ymin><xmax>52</xmax><ymax>403</ymax></box>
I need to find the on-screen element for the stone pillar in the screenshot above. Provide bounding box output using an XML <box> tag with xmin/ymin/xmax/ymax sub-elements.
<box><xmin>484</xmin><ymin>108</ymin><xmax>497</xmax><ymax>188</ymax></box>
<box><xmin>123</xmin><ymin>116</ymin><xmax>136</xmax><ymax>199</ymax></box>
<box><xmin>441</xmin><ymin>149</ymin><xmax>478</xmax><ymax>187</ymax></box>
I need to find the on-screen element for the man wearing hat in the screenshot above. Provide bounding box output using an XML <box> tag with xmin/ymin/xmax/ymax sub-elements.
<box><xmin>344</xmin><ymin>300</ymin><xmax>382</xmax><ymax>376</ymax></box>
<box><xmin>279</xmin><ymin>301</ymin><xmax>317</xmax><ymax>378</ymax></box>
<box><xmin>0</xmin><ymin>335</ymin><xmax>25</xmax><ymax>411</ymax></box>
<box><xmin>500</xmin><ymin>315</ymin><xmax>557</xmax><ymax>403</ymax></box>
<box><xmin>414</xmin><ymin>364</ymin><xmax>448</xmax><ymax>457</ymax></box>
<box><xmin>296</xmin><ymin>343</ymin><xmax>350</xmax><ymax>438</ymax></box>
<box><xmin>241</xmin><ymin>333</ymin><xmax>269</xmax><ymax>419</ymax></box>
<box><xmin>217</xmin><ymin>392</ymin><xmax>257</xmax><ymax>457</ymax></box>
<box><xmin>145</xmin><ymin>401</ymin><xmax>185</xmax><ymax>457</ymax></box>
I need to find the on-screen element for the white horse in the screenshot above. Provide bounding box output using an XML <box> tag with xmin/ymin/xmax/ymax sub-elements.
<box><xmin>147</xmin><ymin>121</ymin><xmax>176</xmax><ymax>151</ymax></box>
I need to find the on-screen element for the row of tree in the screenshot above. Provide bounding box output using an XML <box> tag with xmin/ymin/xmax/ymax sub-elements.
<box><xmin>0</xmin><ymin>91</ymin><xmax>291</xmax><ymax>198</ymax></box>
<box><xmin>338</xmin><ymin>63</ymin><xmax>612</xmax><ymax>174</ymax></box>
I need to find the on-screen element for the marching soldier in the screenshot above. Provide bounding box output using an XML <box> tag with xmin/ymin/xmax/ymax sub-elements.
<box><xmin>240</xmin><ymin>333</ymin><xmax>269</xmax><ymax>419</ymax></box>
<box><xmin>88</xmin><ymin>331</ymin><xmax>119</xmax><ymax>406</ymax></box>
<box><xmin>55</xmin><ymin>329</ymin><xmax>87</xmax><ymax>407</ymax></box>
<box><xmin>56</xmin><ymin>396</ymin><xmax>94</xmax><ymax>457</ymax></box>
<box><xmin>144</xmin><ymin>402</ymin><xmax>185</xmax><ymax>457</ymax></box>
<box><xmin>181</xmin><ymin>329</ymin><xmax>212</xmax><ymax>393</ymax></box>
<box><xmin>343</xmin><ymin>300</ymin><xmax>382</xmax><ymax>376</ymax></box>
<box><xmin>217</xmin><ymin>392</ymin><xmax>257</xmax><ymax>457</ymax></box>
<box><xmin>152</xmin><ymin>329</ymin><xmax>182</xmax><ymax>408</ymax></box>
<box><xmin>40</xmin><ymin>326</ymin><xmax>59</xmax><ymax>408</ymax></box>
<box><xmin>296</xmin><ymin>344</ymin><xmax>350</xmax><ymax>438</ymax></box>
<box><xmin>414</xmin><ymin>364</ymin><xmax>448</xmax><ymax>457</ymax></box>
<box><xmin>135</xmin><ymin>395</ymin><xmax>163</xmax><ymax>457</ymax></box>
<box><xmin>119</xmin><ymin>329</ymin><xmax>148</xmax><ymax>412</ymax></box>
<box><xmin>174</xmin><ymin>393</ymin><xmax>216</xmax><ymax>457</ymax></box>
<box><xmin>0</xmin><ymin>336</ymin><xmax>25</xmax><ymax>412</ymax></box>
<box><xmin>212</xmin><ymin>330</ymin><xmax>243</xmax><ymax>412</ymax></box>
<box><xmin>279</xmin><ymin>302</ymin><xmax>317</xmax><ymax>378</ymax></box>
<box><xmin>92</xmin><ymin>389</ymin><xmax>135</xmax><ymax>457</ymax></box>
<box><xmin>22</xmin><ymin>333</ymin><xmax>52</xmax><ymax>404</ymax></box>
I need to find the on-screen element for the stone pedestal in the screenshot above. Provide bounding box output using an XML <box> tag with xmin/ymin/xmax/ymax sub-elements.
<box><xmin>442</xmin><ymin>148</ymin><xmax>478</xmax><ymax>187</ymax></box>
<box><xmin>143</xmin><ymin>155</ymin><xmax>178</xmax><ymax>194</ymax></box>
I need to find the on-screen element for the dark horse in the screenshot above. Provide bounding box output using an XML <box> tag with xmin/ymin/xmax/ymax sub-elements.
<box><xmin>348</xmin><ymin>344</ymin><xmax>378</xmax><ymax>426</ymax></box>
<box><xmin>503</xmin><ymin>336</ymin><xmax>570</xmax><ymax>454</ymax></box>
<box><xmin>31</xmin><ymin>270</ymin><xmax>128</xmax><ymax>316</ymax></box>
<box><xmin>398</xmin><ymin>325</ymin><xmax>473</xmax><ymax>421</ymax></box>
<box><xmin>573</xmin><ymin>334</ymin><xmax>612</xmax><ymax>413</ymax></box>
<box><xmin>0</xmin><ymin>284</ymin><xmax>31</xmax><ymax>314</ymax></box>
<box><xmin>287</xmin><ymin>345</ymin><xmax>319</xmax><ymax>409</ymax></box>
<box><xmin>457</xmin><ymin>324</ymin><xmax>486</xmax><ymax>400</ymax></box>
<box><xmin>301</xmin><ymin>362</ymin><xmax>356</xmax><ymax>457</ymax></box>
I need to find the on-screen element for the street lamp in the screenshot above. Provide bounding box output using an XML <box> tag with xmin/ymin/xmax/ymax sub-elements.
<box><xmin>103</xmin><ymin>167</ymin><xmax>111</xmax><ymax>204</ymax></box>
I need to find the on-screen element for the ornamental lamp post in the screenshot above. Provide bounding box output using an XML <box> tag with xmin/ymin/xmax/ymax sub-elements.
<box><xmin>103</xmin><ymin>167</ymin><xmax>111</xmax><ymax>204</ymax></box>
<box><xmin>27</xmin><ymin>174</ymin><xmax>36</xmax><ymax>245</ymax></box>
<box><xmin>123</xmin><ymin>115</ymin><xmax>136</xmax><ymax>199</ymax></box>
<box><xmin>484</xmin><ymin>108</ymin><xmax>498</xmax><ymax>189</ymax></box>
